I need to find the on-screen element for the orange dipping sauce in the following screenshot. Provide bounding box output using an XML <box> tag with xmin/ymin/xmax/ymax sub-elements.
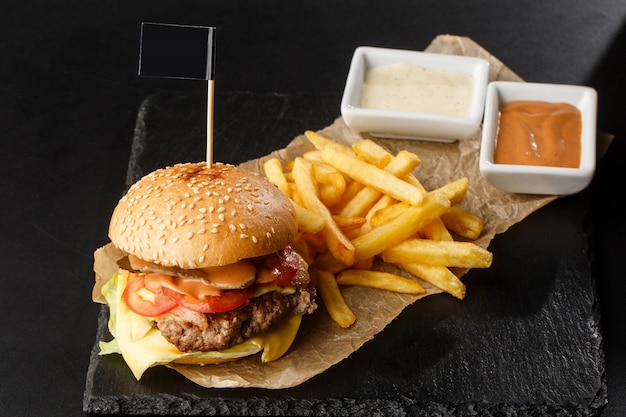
<box><xmin>494</xmin><ymin>100</ymin><xmax>582</xmax><ymax>168</ymax></box>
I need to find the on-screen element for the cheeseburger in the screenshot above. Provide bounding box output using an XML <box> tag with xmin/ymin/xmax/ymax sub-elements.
<box><xmin>97</xmin><ymin>162</ymin><xmax>316</xmax><ymax>380</ymax></box>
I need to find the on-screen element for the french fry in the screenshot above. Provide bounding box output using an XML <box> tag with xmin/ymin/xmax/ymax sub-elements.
<box><xmin>339</xmin><ymin>149</ymin><xmax>422</xmax><ymax>218</ymax></box>
<box><xmin>362</xmin><ymin>194</ymin><xmax>397</xmax><ymax>234</ymax></box>
<box><xmin>290</xmin><ymin>185</ymin><xmax>304</xmax><ymax>207</ymax></box>
<box><xmin>291</xmin><ymin>200</ymin><xmax>325</xmax><ymax>234</ymax></box>
<box><xmin>336</xmin><ymin>269</ymin><xmax>426</xmax><ymax>294</ymax></box>
<box><xmin>419</xmin><ymin>218</ymin><xmax>454</xmax><ymax>241</ymax></box>
<box><xmin>291</xmin><ymin>157</ymin><xmax>355</xmax><ymax>266</ymax></box>
<box><xmin>305</xmin><ymin>130</ymin><xmax>353</xmax><ymax>155</ymax></box>
<box><xmin>352</xmin><ymin>139</ymin><xmax>393</xmax><ymax>168</ymax></box>
<box><xmin>369</xmin><ymin>201</ymin><xmax>409</xmax><ymax>228</ymax></box>
<box><xmin>332</xmin><ymin>180</ymin><xmax>366</xmax><ymax>214</ymax></box>
<box><xmin>332</xmin><ymin>215</ymin><xmax>367</xmax><ymax>231</ymax></box>
<box><xmin>319</xmin><ymin>183</ymin><xmax>343</xmax><ymax>208</ymax></box>
<box><xmin>352</xmin><ymin>191</ymin><xmax>451</xmax><ymax>262</ymax></box>
<box><xmin>302</xmin><ymin>150</ymin><xmax>323</xmax><ymax>162</ymax></box>
<box><xmin>311</xmin><ymin>159</ymin><xmax>347</xmax><ymax>191</ymax></box>
<box><xmin>300</xmin><ymin>231</ymin><xmax>328</xmax><ymax>254</ymax></box>
<box><xmin>397</xmin><ymin>263</ymin><xmax>466</xmax><ymax>299</ymax></box>
<box><xmin>434</xmin><ymin>177</ymin><xmax>469</xmax><ymax>206</ymax></box>
<box><xmin>402</xmin><ymin>174</ymin><xmax>453</xmax><ymax>240</ymax></box>
<box><xmin>381</xmin><ymin>238</ymin><xmax>492</xmax><ymax>269</ymax></box>
<box><xmin>366</xmin><ymin>174</ymin><xmax>462</xmax><ymax>229</ymax></box>
<box><xmin>440</xmin><ymin>206</ymin><xmax>484</xmax><ymax>240</ymax></box>
<box><xmin>321</xmin><ymin>147</ymin><xmax>424</xmax><ymax>207</ymax></box>
<box><xmin>316</xmin><ymin>269</ymin><xmax>356</xmax><ymax>328</ymax></box>
<box><xmin>263</xmin><ymin>158</ymin><xmax>291</xmax><ymax>197</ymax></box>
<box><xmin>368</xmin><ymin>195</ymin><xmax>453</xmax><ymax>240</ymax></box>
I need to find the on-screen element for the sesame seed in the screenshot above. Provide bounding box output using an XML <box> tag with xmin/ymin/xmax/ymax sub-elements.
<box><xmin>187</xmin><ymin>232</ymin><xmax>194</xmax><ymax>239</ymax></box>
<box><xmin>252</xmin><ymin>236</ymin><xmax>258</xmax><ymax>243</ymax></box>
<box><xmin>198</xmin><ymin>255</ymin><xmax>205</xmax><ymax>264</ymax></box>
<box><xmin>211</xmin><ymin>228</ymin><xmax>219</xmax><ymax>233</ymax></box>
<box><xmin>218</xmin><ymin>213</ymin><xmax>225</xmax><ymax>221</ymax></box>
<box><xmin>198</xmin><ymin>228</ymin><xmax>206</xmax><ymax>234</ymax></box>
<box><xmin>240</xmin><ymin>233</ymin><xmax>249</xmax><ymax>239</ymax></box>
<box><xmin>217</xmin><ymin>206</ymin><xmax>226</xmax><ymax>213</ymax></box>
<box><xmin>229</xmin><ymin>224</ymin><xmax>236</xmax><ymax>231</ymax></box>
<box><xmin>239</xmin><ymin>223</ymin><xmax>246</xmax><ymax>229</ymax></box>
<box><xmin>202</xmin><ymin>244</ymin><xmax>209</xmax><ymax>251</ymax></box>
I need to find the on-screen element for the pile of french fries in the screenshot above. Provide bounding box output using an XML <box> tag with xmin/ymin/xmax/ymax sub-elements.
<box><xmin>263</xmin><ymin>130</ymin><xmax>492</xmax><ymax>328</ymax></box>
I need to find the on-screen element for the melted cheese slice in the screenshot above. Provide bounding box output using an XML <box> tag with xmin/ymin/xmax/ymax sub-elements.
<box><xmin>99</xmin><ymin>272</ymin><xmax>302</xmax><ymax>380</ymax></box>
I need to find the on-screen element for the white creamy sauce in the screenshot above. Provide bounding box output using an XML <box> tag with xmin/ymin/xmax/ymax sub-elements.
<box><xmin>360</xmin><ymin>62</ymin><xmax>474</xmax><ymax>117</ymax></box>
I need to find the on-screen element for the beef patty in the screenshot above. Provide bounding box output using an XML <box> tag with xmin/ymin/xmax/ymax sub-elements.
<box><xmin>155</xmin><ymin>288</ymin><xmax>317</xmax><ymax>352</ymax></box>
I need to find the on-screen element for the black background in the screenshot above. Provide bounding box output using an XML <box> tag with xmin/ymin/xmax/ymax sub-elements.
<box><xmin>1</xmin><ymin>1</ymin><xmax>625</xmax><ymax>416</ymax></box>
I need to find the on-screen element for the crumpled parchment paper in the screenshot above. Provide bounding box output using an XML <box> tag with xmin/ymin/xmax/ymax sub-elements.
<box><xmin>93</xmin><ymin>34</ymin><xmax>611</xmax><ymax>389</ymax></box>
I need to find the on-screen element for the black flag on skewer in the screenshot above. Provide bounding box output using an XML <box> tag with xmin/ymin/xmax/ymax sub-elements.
<box><xmin>138</xmin><ymin>22</ymin><xmax>217</xmax><ymax>166</ymax></box>
<box><xmin>139</xmin><ymin>22</ymin><xmax>215</xmax><ymax>80</ymax></box>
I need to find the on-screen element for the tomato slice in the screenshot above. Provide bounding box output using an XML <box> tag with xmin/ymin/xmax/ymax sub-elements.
<box><xmin>161</xmin><ymin>286</ymin><xmax>253</xmax><ymax>313</ymax></box>
<box><xmin>122</xmin><ymin>273</ymin><xmax>178</xmax><ymax>317</ymax></box>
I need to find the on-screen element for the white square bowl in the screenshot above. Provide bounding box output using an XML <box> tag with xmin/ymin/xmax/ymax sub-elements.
<box><xmin>340</xmin><ymin>46</ymin><xmax>490</xmax><ymax>142</ymax></box>
<box><xmin>479</xmin><ymin>81</ymin><xmax>597</xmax><ymax>195</ymax></box>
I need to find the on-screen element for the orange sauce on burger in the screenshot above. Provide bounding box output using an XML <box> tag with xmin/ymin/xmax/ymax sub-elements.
<box><xmin>494</xmin><ymin>100</ymin><xmax>582</xmax><ymax>168</ymax></box>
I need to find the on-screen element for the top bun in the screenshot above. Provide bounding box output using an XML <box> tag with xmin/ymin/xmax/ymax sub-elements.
<box><xmin>109</xmin><ymin>162</ymin><xmax>297</xmax><ymax>268</ymax></box>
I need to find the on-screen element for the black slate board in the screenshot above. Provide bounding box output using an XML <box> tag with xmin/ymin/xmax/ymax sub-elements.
<box><xmin>84</xmin><ymin>91</ymin><xmax>607</xmax><ymax>416</ymax></box>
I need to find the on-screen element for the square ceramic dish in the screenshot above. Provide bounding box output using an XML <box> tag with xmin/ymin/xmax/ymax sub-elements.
<box><xmin>479</xmin><ymin>81</ymin><xmax>597</xmax><ymax>195</ymax></box>
<box><xmin>340</xmin><ymin>46</ymin><xmax>490</xmax><ymax>142</ymax></box>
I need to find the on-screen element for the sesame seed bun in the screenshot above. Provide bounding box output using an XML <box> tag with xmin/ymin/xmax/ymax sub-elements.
<box><xmin>108</xmin><ymin>162</ymin><xmax>297</xmax><ymax>269</ymax></box>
